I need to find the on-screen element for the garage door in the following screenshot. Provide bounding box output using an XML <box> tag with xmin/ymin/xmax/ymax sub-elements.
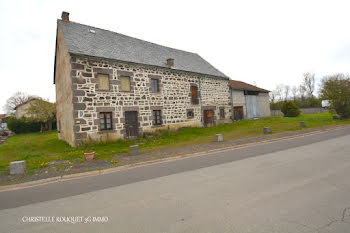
<box><xmin>246</xmin><ymin>95</ymin><xmax>260</xmax><ymax>119</ymax></box>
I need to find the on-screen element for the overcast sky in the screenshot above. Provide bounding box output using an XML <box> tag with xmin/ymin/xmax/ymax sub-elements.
<box><xmin>1</xmin><ymin>0</ymin><xmax>350</xmax><ymax>114</ymax></box>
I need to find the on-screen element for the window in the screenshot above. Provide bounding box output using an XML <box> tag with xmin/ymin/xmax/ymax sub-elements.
<box><xmin>120</xmin><ymin>76</ymin><xmax>131</xmax><ymax>92</ymax></box>
<box><xmin>220</xmin><ymin>108</ymin><xmax>225</xmax><ymax>119</ymax></box>
<box><xmin>98</xmin><ymin>74</ymin><xmax>110</xmax><ymax>90</ymax></box>
<box><xmin>100</xmin><ymin>112</ymin><xmax>112</xmax><ymax>130</ymax></box>
<box><xmin>153</xmin><ymin>110</ymin><xmax>162</xmax><ymax>125</ymax></box>
<box><xmin>151</xmin><ymin>78</ymin><xmax>159</xmax><ymax>92</ymax></box>
<box><xmin>187</xmin><ymin>110</ymin><xmax>194</xmax><ymax>119</ymax></box>
<box><xmin>191</xmin><ymin>86</ymin><xmax>199</xmax><ymax>104</ymax></box>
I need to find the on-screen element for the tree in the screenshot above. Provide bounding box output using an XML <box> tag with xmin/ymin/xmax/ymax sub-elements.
<box><xmin>299</xmin><ymin>84</ymin><xmax>306</xmax><ymax>100</ymax></box>
<box><xmin>275</xmin><ymin>84</ymin><xmax>284</xmax><ymax>102</ymax></box>
<box><xmin>284</xmin><ymin>85</ymin><xmax>291</xmax><ymax>101</ymax></box>
<box><xmin>302</xmin><ymin>72</ymin><xmax>315</xmax><ymax>99</ymax></box>
<box><xmin>25</xmin><ymin>99</ymin><xmax>56</xmax><ymax>130</ymax></box>
<box><xmin>321</xmin><ymin>74</ymin><xmax>350</xmax><ymax>119</ymax></box>
<box><xmin>3</xmin><ymin>92</ymin><xmax>35</xmax><ymax>114</ymax></box>
<box><xmin>291</xmin><ymin>86</ymin><xmax>298</xmax><ymax>101</ymax></box>
<box><xmin>269</xmin><ymin>90</ymin><xmax>277</xmax><ymax>103</ymax></box>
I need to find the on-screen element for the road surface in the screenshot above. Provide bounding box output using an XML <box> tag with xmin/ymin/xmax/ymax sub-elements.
<box><xmin>0</xmin><ymin>127</ymin><xmax>350</xmax><ymax>232</ymax></box>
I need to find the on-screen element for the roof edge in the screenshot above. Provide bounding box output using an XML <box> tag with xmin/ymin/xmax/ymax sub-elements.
<box><xmin>230</xmin><ymin>87</ymin><xmax>270</xmax><ymax>93</ymax></box>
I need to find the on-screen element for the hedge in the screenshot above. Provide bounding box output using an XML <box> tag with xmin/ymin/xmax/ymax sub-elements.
<box><xmin>8</xmin><ymin>117</ymin><xmax>42</xmax><ymax>134</ymax></box>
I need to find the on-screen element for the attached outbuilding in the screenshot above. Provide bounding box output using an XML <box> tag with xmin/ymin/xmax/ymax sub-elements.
<box><xmin>229</xmin><ymin>80</ymin><xmax>270</xmax><ymax>120</ymax></box>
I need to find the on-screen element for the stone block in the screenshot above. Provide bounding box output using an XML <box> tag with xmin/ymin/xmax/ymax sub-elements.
<box><xmin>263</xmin><ymin>127</ymin><xmax>271</xmax><ymax>134</ymax></box>
<box><xmin>71</xmin><ymin>63</ymin><xmax>85</xmax><ymax>70</ymax></box>
<box><xmin>300</xmin><ymin>121</ymin><xmax>306</xmax><ymax>127</ymax></box>
<box><xmin>10</xmin><ymin>160</ymin><xmax>26</xmax><ymax>175</ymax></box>
<box><xmin>130</xmin><ymin>145</ymin><xmax>139</xmax><ymax>155</ymax></box>
<box><xmin>215</xmin><ymin>134</ymin><xmax>223</xmax><ymax>142</ymax></box>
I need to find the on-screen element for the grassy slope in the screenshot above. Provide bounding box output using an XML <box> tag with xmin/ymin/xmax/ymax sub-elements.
<box><xmin>0</xmin><ymin>113</ymin><xmax>349</xmax><ymax>172</ymax></box>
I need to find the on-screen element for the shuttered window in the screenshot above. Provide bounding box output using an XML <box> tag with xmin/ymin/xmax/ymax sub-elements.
<box><xmin>120</xmin><ymin>76</ymin><xmax>131</xmax><ymax>92</ymax></box>
<box><xmin>191</xmin><ymin>86</ymin><xmax>199</xmax><ymax>104</ymax></box>
<box><xmin>98</xmin><ymin>74</ymin><xmax>110</xmax><ymax>90</ymax></box>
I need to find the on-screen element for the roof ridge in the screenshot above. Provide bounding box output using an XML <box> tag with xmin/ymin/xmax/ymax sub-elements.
<box><xmin>57</xmin><ymin>19</ymin><xmax>198</xmax><ymax>56</ymax></box>
<box><xmin>57</xmin><ymin>19</ymin><xmax>228</xmax><ymax>78</ymax></box>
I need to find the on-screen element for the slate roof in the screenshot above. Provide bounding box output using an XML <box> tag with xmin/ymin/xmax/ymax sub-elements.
<box><xmin>14</xmin><ymin>98</ymin><xmax>38</xmax><ymax>110</ymax></box>
<box><xmin>229</xmin><ymin>80</ymin><xmax>270</xmax><ymax>93</ymax></box>
<box><xmin>58</xmin><ymin>20</ymin><xmax>228</xmax><ymax>79</ymax></box>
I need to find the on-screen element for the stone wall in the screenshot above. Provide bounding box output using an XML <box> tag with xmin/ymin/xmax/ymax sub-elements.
<box><xmin>271</xmin><ymin>107</ymin><xmax>328</xmax><ymax>116</ymax></box>
<box><xmin>66</xmin><ymin>55</ymin><xmax>231</xmax><ymax>146</ymax></box>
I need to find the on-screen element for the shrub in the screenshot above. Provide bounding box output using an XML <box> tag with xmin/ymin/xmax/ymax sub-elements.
<box><xmin>7</xmin><ymin>116</ymin><xmax>42</xmax><ymax>134</ymax></box>
<box><xmin>281</xmin><ymin>101</ymin><xmax>301</xmax><ymax>117</ymax></box>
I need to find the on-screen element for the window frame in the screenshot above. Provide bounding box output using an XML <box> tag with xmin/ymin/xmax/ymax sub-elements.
<box><xmin>150</xmin><ymin>78</ymin><xmax>160</xmax><ymax>93</ymax></box>
<box><xmin>120</xmin><ymin>76</ymin><xmax>131</xmax><ymax>92</ymax></box>
<box><xmin>220</xmin><ymin>108</ymin><xmax>225</xmax><ymax>119</ymax></box>
<box><xmin>187</xmin><ymin>110</ymin><xmax>194</xmax><ymax>119</ymax></box>
<box><xmin>99</xmin><ymin>112</ymin><xmax>113</xmax><ymax>131</ymax></box>
<box><xmin>97</xmin><ymin>73</ymin><xmax>110</xmax><ymax>91</ymax></box>
<box><xmin>153</xmin><ymin>110</ymin><xmax>162</xmax><ymax>126</ymax></box>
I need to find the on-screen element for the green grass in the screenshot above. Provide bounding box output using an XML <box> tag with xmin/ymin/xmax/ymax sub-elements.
<box><xmin>0</xmin><ymin>112</ymin><xmax>349</xmax><ymax>173</ymax></box>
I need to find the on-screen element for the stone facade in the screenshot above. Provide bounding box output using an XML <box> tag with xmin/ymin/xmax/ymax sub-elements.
<box><xmin>56</xmin><ymin>53</ymin><xmax>231</xmax><ymax>146</ymax></box>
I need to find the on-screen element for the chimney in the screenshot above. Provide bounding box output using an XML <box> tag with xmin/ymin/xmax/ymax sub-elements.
<box><xmin>61</xmin><ymin>11</ymin><xmax>70</xmax><ymax>23</ymax></box>
<box><xmin>167</xmin><ymin>58</ymin><xmax>174</xmax><ymax>68</ymax></box>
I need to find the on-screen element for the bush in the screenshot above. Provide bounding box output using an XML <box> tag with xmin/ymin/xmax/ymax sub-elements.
<box><xmin>281</xmin><ymin>101</ymin><xmax>301</xmax><ymax>117</ymax></box>
<box><xmin>7</xmin><ymin>116</ymin><xmax>42</xmax><ymax>134</ymax></box>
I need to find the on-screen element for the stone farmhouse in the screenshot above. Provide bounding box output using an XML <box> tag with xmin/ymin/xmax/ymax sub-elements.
<box><xmin>229</xmin><ymin>80</ymin><xmax>270</xmax><ymax>120</ymax></box>
<box><xmin>54</xmin><ymin>12</ymin><xmax>235</xmax><ymax>147</ymax></box>
<box><xmin>14</xmin><ymin>98</ymin><xmax>39</xmax><ymax>118</ymax></box>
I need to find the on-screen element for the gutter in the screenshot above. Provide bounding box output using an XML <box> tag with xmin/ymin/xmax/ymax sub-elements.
<box><xmin>229</xmin><ymin>87</ymin><xmax>234</xmax><ymax>121</ymax></box>
<box><xmin>198</xmin><ymin>77</ymin><xmax>204</xmax><ymax>126</ymax></box>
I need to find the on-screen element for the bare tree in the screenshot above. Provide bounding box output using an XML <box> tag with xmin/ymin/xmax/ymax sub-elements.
<box><xmin>302</xmin><ymin>72</ymin><xmax>315</xmax><ymax>98</ymax></box>
<box><xmin>269</xmin><ymin>91</ymin><xmax>277</xmax><ymax>103</ymax></box>
<box><xmin>299</xmin><ymin>84</ymin><xmax>306</xmax><ymax>100</ymax></box>
<box><xmin>275</xmin><ymin>84</ymin><xmax>284</xmax><ymax>102</ymax></box>
<box><xmin>284</xmin><ymin>85</ymin><xmax>291</xmax><ymax>101</ymax></box>
<box><xmin>3</xmin><ymin>92</ymin><xmax>35</xmax><ymax>114</ymax></box>
<box><xmin>291</xmin><ymin>85</ymin><xmax>298</xmax><ymax>100</ymax></box>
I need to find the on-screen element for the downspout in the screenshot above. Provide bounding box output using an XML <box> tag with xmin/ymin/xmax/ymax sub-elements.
<box><xmin>230</xmin><ymin>87</ymin><xmax>234</xmax><ymax>122</ymax></box>
<box><xmin>198</xmin><ymin>77</ymin><xmax>203</xmax><ymax>126</ymax></box>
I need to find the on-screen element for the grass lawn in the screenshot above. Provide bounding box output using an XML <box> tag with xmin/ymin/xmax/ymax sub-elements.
<box><xmin>0</xmin><ymin>112</ymin><xmax>349</xmax><ymax>173</ymax></box>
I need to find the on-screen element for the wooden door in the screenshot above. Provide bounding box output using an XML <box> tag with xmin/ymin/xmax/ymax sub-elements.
<box><xmin>234</xmin><ymin>106</ymin><xmax>243</xmax><ymax>121</ymax></box>
<box><xmin>203</xmin><ymin>110</ymin><xmax>214</xmax><ymax>126</ymax></box>
<box><xmin>125</xmin><ymin>111</ymin><xmax>138</xmax><ymax>138</ymax></box>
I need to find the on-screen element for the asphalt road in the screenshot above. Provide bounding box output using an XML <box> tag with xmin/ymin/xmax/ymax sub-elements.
<box><xmin>0</xmin><ymin>127</ymin><xmax>350</xmax><ymax>232</ymax></box>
